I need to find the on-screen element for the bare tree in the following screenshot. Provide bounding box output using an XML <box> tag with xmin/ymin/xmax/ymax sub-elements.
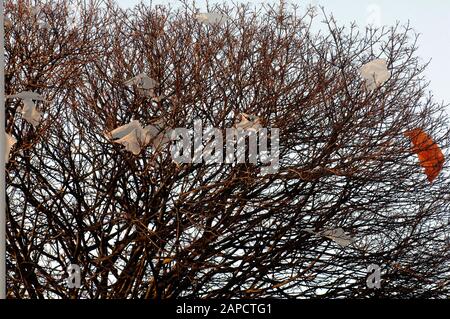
<box><xmin>5</xmin><ymin>0</ymin><xmax>450</xmax><ymax>299</ymax></box>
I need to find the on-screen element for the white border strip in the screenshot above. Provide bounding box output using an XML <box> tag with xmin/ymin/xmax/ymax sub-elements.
<box><xmin>0</xmin><ymin>0</ymin><xmax>6</xmax><ymax>300</ymax></box>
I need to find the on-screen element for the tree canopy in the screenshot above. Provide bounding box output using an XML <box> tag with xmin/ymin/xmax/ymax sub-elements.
<box><xmin>4</xmin><ymin>0</ymin><xmax>450</xmax><ymax>298</ymax></box>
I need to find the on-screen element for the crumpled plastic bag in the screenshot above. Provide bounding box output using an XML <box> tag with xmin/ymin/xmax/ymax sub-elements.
<box><xmin>106</xmin><ymin>119</ymin><xmax>172</xmax><ymax>155</ymax></box>
<box><xmin>304</xmin><ymin>227</ymin><xmax>353</xmax><ymax>247</ymax></box>
<box><xmin>5</xmin><ymin>133</ymin><xmax>17</xmax><ymax>164</ymax></box>
<box><xmin>195</xmin><ymin>12</ymin><xmax>229</xmax><ymax>26</ymax></box>
<box><xmin>124</xmin><ymin>73</ymin><xmax>158</xmax><ymax>97</ymax></box>
<box><xmin>234</xmin><ymin>113</ymin><xmax>262</xmax><ymax>132</ymax></box>
<box><xmin>7</xmin><ymin>91</ymin><xmax>49</xmax><ymax>127</ymax></box>
<box><xmin>359</xmin><ymin>59</ymin><xmax>390</xmax><ymax>91</ymax></box>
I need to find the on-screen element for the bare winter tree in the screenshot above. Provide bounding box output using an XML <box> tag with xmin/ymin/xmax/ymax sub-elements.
<box><xmin>4</xmin><ymin>0</ymin><xmax>450</xmax><ymax>298</ymax></box>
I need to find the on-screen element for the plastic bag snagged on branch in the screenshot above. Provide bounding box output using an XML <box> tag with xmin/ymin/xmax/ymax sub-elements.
<box><xmin>5</xmin><ymin>17</ymin><xmax>12</xmax><ymax>28</ymax></box>
<box><xmin>29</xmin><ymin>5</ymin><xmax>50</xmax><ymax>29</ymax></box>
<box><xmin>30</xmin><ymin>5</ymin><xmax>42</xmax><ymax>17</ymax></box>
<box><xmin>105</xmin><ymin>120</ymin><xmax>149</xmax><ymax>155</ymax></box>
<box><xmin>124</xmin><ymin>73</ymin><xmax>158</xmax><ymax>97</ymax></box>
<box><xmin>105</xmin><ymin>119</ymin><xmax>171</xmax><ymax>155</ymax></box>
<box><xmin>5</xmin><ymin>133</ymin><xmax>16</xmax><ymax>164</ymax></box>
<box><xmin>195</xmin><ymin>12</ymin><xmax>229</xmax><ymax>26</ymax></box>
<box><xmin>145</xmin><ymin>119</ymin><xmax>172</xmax><ymax>150</ymax></box>
<box><xmin>6</xmin><ymin>91</ymin><xmax>50</xmax><ymax>127</ymax></box>
<box><xmin>359</xmin><ymin>59</ymin><xmax>390</xmax><ymax>91</ymax></box>
<box><xmin>234</xmin><ymin>113</ymin><xmax>262</xmax><ymax>132</ymax></box>
<box><xmin>404</xmin><ymin>128</ymin><xmax>445</xmax><ymax>183</ymax></box>
<box><xmin>304</xmin><ymin>228</ymin><xmax>353</xmax><ymax>247</ymax></box>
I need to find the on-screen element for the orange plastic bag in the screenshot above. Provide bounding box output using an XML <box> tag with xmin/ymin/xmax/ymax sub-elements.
<box><xmin>404</xmin><ymin>129</ymin><xmax>445</xmax><ymax>183</ymax></box>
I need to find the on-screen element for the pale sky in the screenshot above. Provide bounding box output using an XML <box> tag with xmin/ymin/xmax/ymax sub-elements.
<box><xmin>116</xmin><ymin>0</ymin><xmax>450</xmax><ymax>108</ymax></box>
